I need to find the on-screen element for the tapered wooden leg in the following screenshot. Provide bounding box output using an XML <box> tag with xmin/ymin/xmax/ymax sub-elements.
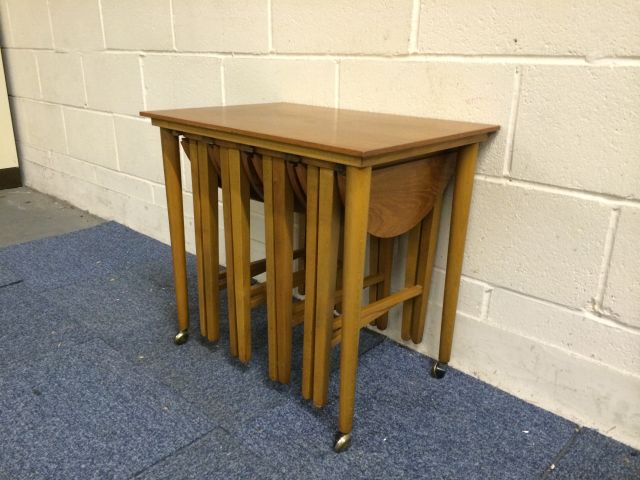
<box><xmin>410</xmin><ymin>195</ymin><xmax>443</xmax><ymax>344</ymax></box>
<box><xmin>263</xmin><ymin>157</ymin><xmax>279</xmax><ymax>381</ymax></box>
<box><xmin>200</xmin><ymin>143</ymin><xmax>220</xmax><ymax>342</ymax></box>
<box><xmin>337</xmin><ymin>166</ymin><xmax>371</xmax><ymax>447</ymax></box>
<box><xmin>368</xmin><ymin>236</ymin><xmax>379</xmax><ymax>306</ymax></box>
<box><xmin>219</xmin><ymin>148</ymin><xmax>239</xmax><ymax>357</ymax></box>
<box><xmin>225</xmin><ymin>147</ymin><xmax>252</xmax><ymax>363</ymax></box>
<box><xmin>333</xmin><ymin>227</ymin><xmax>345</xmax><ymax>314</ymax></box>
<box><xmin>296</xmin><ymin>213</ymin><xmax>306</xmax><ymax>295</ymax></box>
<box><xmin>438</xmin><ymin>143</ymin><xmax>479</xmax><ymax>366</ymax></box>
<box><xmin>188</xmin><ymin>140</ymin><xmax>208</xmax><ymax>339</ymax></box>
<box><xmin>312</xmin><ymin>167</ymin><xmax>341</xmax><ymax>407</ymax></box>
<box><xmin>374</xmin><ymin>237</ymin><xmax>394</xmax><ymax>330</ymax></box>
<box><xmin>160</xmin><ymin>129</ymin><xmax>189</xmax><ymax>344</ymax></box>
<box><xmin>273</xmin><ymin>158</ymin><xmax>294</xmax><ymax>382</ymax></box>
<box><xmin>401</xmin><ymin>223</ymin><xmax>422</xmax><ymax>341</ymax></box>
<box><xmin>301</xmin><ymin>165</ymin><xmax>319</xmax><ymax>398</ymax></box>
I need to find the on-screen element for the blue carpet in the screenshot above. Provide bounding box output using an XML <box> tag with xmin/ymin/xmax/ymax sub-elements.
<box><xmin>0</xmin><ymin>264</ymin><xmax>20</xmax><ymax>288</ymax></box>
<box><xmin>548</xmin><ymin>428</ymin><xmax>640</xmax><ymax>479</ymax></box>
<box><xmin>0</xmin><ymin>222</ymin><xmax>183</xmax><ymax>291</ymax></box>
<box><xmin>0</xmin><ymin>339</ymin><xmax>215</xmax><ymax>480</ymax></box>
<box><xmin>38</xmin><ymin>269</ymin><xmax>198</xmax><ymax>362</ymax></box>
<box><xmin>0</xmin><ymin>284</ymin><xmax>89</xmax><ymax>368</ymax></box>
<box><xmin>135</xmin><ymin>427</ymin><xmax>281</xmax><ymax>479</ymax></box>
<box><xmin>230</xmin><ymin>342</ymin><xmax>579</xmax><ymax>480</ymax></box>
<box><xmin>0</xmin><ymin>221</ymin><xmax>637</xmax><ymax>479</ymax></box>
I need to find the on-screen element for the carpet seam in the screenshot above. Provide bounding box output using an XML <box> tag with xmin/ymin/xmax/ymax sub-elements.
<box><xmin>0</xmin><ymin>337</ymin><xmax>98</xmax><ymax>371</ymax></box>
<box><xmin>540</xmin><ymin>426</ymin><xmax>583</xmax><ymax>479</ymax></box>
<box><xmin>129</xmin><ymin>426</ymin><xmax>220</xmax><ymax>479</ymax></box>
<box><xmin>91</xmin><ymin>336</ymin><xmax>249</xmax><ymax>435</ymax></box>
<box><xmin>358</xmin><ymin>332</ymin><xmax>387</xmax><ymax>358</ymax></box>
<box><xmin>0</xmin><ymin>279</ymin><xmax>23</xmax><ymax>289</ymax></box>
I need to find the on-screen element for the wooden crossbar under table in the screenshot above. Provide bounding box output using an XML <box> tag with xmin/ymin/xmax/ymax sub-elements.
<box><xmin>142</xmin><ymin>102</ymin><xmax>499</xmax><ymax>452</ymax></box>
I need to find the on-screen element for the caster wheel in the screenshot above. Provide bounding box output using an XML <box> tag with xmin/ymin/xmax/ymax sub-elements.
<box><xmin>174</xmin><ymin>330</ymin><xmax>189</xmax><ymax>345</ymax></box>
<box><xmin>333</xmin><ymin>432</ymin><xmax>352</xmax><ymax>453</ymax></box>
<box><xmin>430</xmin><ymin>361</ymin><xmax>447</xmax><ymax>379</ymax></box>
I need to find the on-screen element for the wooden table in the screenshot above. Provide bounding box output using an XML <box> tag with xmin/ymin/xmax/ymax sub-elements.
<box><xmin>141</xmin><ymin>103</ymin><xmax>498</xmax><ymax>451</ymax></box>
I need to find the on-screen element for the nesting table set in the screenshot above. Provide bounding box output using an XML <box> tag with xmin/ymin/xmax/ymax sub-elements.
<box><xmin>141</xmin><ymin>103</ymin><xmax>498</xmax><ymax>451</ymax></box>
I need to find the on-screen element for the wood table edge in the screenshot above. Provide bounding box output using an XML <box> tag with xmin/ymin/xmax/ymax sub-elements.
<box><xmin>144</xmin><ymin>116</ymin><xmax>495</xmax><ymax>168</ymax></box>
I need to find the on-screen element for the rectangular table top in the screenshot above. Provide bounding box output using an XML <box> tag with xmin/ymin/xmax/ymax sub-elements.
<box><xmin>141</xmin><ymin>102</ymin><xmax>498</xmax><ymax>164</ymax></box>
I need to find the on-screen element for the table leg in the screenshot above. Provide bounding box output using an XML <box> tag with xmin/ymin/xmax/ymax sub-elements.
<box><xmin>368</xmin><ymin>236</ymin><xmax>380</xmax><ymax>306</ymax></box>
<box><xmin>301</xmin><ymin>165</ymin><xmax>319</xmax><ymax>398</ymax></box>
<box><xmin>434</xmin><ymin>143</ymin><xmax>478</xmax><ymax>379</ymax></box>
<box><xmin>200</xmin><ymin>142</ymin><xmax>220</xmax><ymax>342</ymax></box>
<box><xmin>225</xmin><ymin>147</ymin><xmax>252</xmax><ymax>363</ymax></box>
<box><xmin>272</xmin><ymin>157</ymin><xmax>294</xmax><ymax>383</ymax></box>
<box><xmin>374</xmin><ymin>237</ymin><xmax>394</xmax><ymax>330</ymax></box>
<box><xmin>219</xmin><ymin>148</ymin><xmax>237</xmax><ymax>358</ymax></box>
<box><xmin>410</xmin><ymin>195</ymin><xmax>443</xmax><ymax>344</ymax></box>
<box><xmin>188</xmin><ymin>139</ymin><xmax>208</xmax><ymax>339</ymax></box>
<box><xmin>263</xmin><ymin>156</ymin><xmax>279</xmax><ymax>381</ymax></box>
<box><xmin>401</xmin><ymin>223</ymin><xmax>422</xmax><ymax>341</ymax></box>
<box><xmin>160</xmin><ymin>129</ymin><xmax>189</xmax><ymax>345</ymax></box>
<box><xmin>296</xmin><ymin>213</ymin><xmax>306</xmax><ymax>295</ymax></box>
<box><xmin>312</xmin><ymin>167</ymin><xmax>341</xmax><ymax>407</ymax></box>
<box><xmin>335</xmin><ymin>166</ymin><xmax>371</xmax><ymax>453</ymax></box>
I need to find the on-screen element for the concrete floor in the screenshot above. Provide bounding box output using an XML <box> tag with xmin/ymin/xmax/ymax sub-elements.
<box><xmin>0</xmin><ymin>187</ymin><xmax>104</xmax><ymax>248</ymax></box>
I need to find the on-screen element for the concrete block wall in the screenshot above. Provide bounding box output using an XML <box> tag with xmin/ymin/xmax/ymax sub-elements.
<box><xmin>1</xmin><ymin>0</ymin><xmax>639</xmax><ymax>448</ymax></box>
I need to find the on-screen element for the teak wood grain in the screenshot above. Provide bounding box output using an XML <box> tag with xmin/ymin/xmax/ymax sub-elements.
<box><xmin>439</xmin><ymin>143</ymin><xmax>479</xmax><ymax>363</ymax></box>
<box><xmin>373</xmin><ymin>237</ymin><xmax>394</xmax><ymax>329</ymax></box>
<box><xmin>227</xmin><ymin>147</ymin><xmax>253</xmax><ymax>363</ymax></box>
<box><xmin>410</xmin><ymin>196</ymin><xmax>442</xmax><ymax>344</ymax></box>
<box><xmin>360</xmin><ymin>153</ymin><xmax>455</xmax><ymax>238</ymax></box>
<box><xmin>160</xmin><ymin>129</ymin><xmax>189</xmax><ymax>333</ymax></box>
<box><xmin>311</xmin><ymin>167</ymin><xmax>341</xmax><ymax>407</ymax></box>
<box><xmin>141</xmin><ymin>103</ymin><xmax>498</xmax><ymax>164</ymax></box>
<box><xmin>146</xmin><ymin>102</ymin><xmax>498</xmax><ymax>447</ymax></box>
<box><xmin>263</xmin><ymin>156</ymin><xmax>279</xmax><ymax>381</ymax></box>
<box><xmin>401</xmin><ymin>222</ymin><xmax>422</xmax><ymax>341</ymax></box>
<box><xmin>301</xmin><ymin>165</ymin><xmax>320</xmax><ymax>399</ymax></box>
<box><xmin>338</xmin><ymin>166</ymin><xmax>372</xmax><ymax>434</ymax></box>
<box><xmin>200</xmin><ymin>142</ymin><xmax>220</xmax><ymax>342</ymax></box>
<box><xmin>219</xmin><ymin>147</ymin><xmax>239</xmax><ymax>357</ymax></box>
<box><xmin>186</xmin><ymin>140</ymin><xmax>207</xmax><ymax>337</ymax></box>
<box><xmin>272</xmin><ymin>157</ymin><xmax>295</xmax><ymax>382</ymax></box>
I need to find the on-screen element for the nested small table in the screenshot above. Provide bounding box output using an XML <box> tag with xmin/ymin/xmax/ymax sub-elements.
<box><xmin>141</xmin><ymin>103</ymin><xmax>498</xmax><ymax>451</ymax></box>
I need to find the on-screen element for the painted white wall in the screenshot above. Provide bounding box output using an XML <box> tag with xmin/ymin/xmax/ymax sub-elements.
<box><xmin>1</xmin><ymin>0</ymin><xmax>639</xmax><ymax>449</ymax></box>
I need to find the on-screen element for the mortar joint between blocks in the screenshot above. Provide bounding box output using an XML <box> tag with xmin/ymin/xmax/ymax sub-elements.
<box><xmin>33</xmin><ymin>50</ymin><xmax>43</xmax><ymax>99</ymax></box>
<box><xmin>168</xmin><ymin>0</ymin><xmax>177</xmax><ymax>51</ymax></box>
<box><xmin>138</xmin><ymin>55</ymin><xmax>147</xmax><ymax>111</ymax></box>
<box><xmin>591</xmin><ymin>207</ymin><xmax>621</xmax><ymax>313</ymax></box>
<box><xmin>408</xmin><ymin>0</ymin><xmax>421</xmax><ymax>54</ymax></box>
<box><xmin>267</xmin><ymin>0</ymin><xmax>273</xmax><ymax>53</ymax></box>
<box><xmin>2</xmin><ymin>0</ymin><xmax>15</xmax><ymax>46</ymax></box>
<box><xmin>501</xmin><ymin>66</ymin><xmax>522</xmax><ymax>178</ymax></box>
<box><xmin>96</xmin><ymin>0</ymin><xmax>107</xmax><ymax>50</ymax></box>
<box><xmin>79</xmin><ymin>55</ymin><xmax>89</xmax><ymax>107</ymax></box>
<box><xmin>220</xmin><ymin>59</ymin><xmax>226</xmax><ymax>106</ymax></box>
